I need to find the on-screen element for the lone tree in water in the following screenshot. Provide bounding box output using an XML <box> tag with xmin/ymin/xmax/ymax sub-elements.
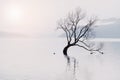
<box><xmin>57</xmin><ymin>8</ymin><xmax>103</xmax><ymax>64</ymax></box>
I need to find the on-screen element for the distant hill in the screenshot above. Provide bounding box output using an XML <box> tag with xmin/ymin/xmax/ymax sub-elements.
<box><xmin>59</xmin><ymin>19</ymin><xmax>120</xmax><ymax>39</ymax></box>
<box><xmin>0</xmin><ymin>31</ymin><xmax>27</xmax><ymax>38</ymax></box>
<box><xmin>95</xmin><ymin>20</ymin><xmax>120</xmax><ymax>38</ymax></box>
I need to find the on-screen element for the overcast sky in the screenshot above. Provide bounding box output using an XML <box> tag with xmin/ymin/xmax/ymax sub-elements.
<box><xmin>0</xmin><ymin>0</ymin><xmax>120</xmax><ymax>39</ymax></box>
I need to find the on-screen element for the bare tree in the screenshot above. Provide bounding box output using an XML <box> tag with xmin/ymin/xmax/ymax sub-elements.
<box><xmin>57</xmin><ymin>8</ymin><xmax>103</xmax><ymax>64</ymax></box>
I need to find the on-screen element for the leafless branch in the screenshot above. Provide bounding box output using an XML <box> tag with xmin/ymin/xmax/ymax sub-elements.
<box><xmin>75</xmin><ymin>44</ymin><xmax>103</xmax><ymax>54</ymax></box>
<box><xmin>57</xmin><ymin>8</ymin><xmax>104</xmax><ymax>58</ymax></box>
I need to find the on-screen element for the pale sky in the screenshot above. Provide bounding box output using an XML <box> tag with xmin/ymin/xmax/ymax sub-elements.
<box><xmin>0</xmin><ymin>0</ymin><xmax>120</xmax><ymax>38</ymax></box>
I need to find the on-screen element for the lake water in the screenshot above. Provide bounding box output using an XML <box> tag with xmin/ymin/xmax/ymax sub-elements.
<box><xmin>0</xmin><ymin>38</ymin><xmax>120</xmax><ymax>80</ymax></box>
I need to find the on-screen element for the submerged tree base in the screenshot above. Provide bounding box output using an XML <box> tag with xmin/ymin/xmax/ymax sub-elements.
<box><xmin>64</xmin><ymin>55</ymin><xmax>78</xmax><ymax>80</ymax></box>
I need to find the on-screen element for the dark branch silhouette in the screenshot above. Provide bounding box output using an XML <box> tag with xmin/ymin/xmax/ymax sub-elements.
<box><xmin>57</xmin><ymin>8</ymin><xmax>103</xmax><ymax>63</ymax></box>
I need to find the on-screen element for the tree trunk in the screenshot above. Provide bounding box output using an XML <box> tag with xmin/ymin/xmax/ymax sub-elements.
<box><xmin>63</xmin><ymin>45</ymin><xmax>69</xmax><ymax>56</ymax></box>
<box><xmin>63</xmin><ymin>44</ymin><xmax>74</xmax><ymax>64</ymax></box>
<box><xmin>63</xmin><ymin>43</ymin><xmax>75</xmax><ymax>56</ymax></box>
